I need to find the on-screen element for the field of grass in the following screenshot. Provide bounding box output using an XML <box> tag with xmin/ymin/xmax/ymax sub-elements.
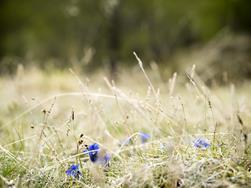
<box><xmin>0</xmin><ymin>61</ymin><xmax>251</xmax><ymax>187</ymax></box>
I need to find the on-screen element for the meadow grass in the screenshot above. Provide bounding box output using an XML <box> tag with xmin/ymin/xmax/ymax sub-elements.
<box><xmin>0</xmin><ymin>62</ymin><xmax>251</xmax><ymax>187</ymax></box>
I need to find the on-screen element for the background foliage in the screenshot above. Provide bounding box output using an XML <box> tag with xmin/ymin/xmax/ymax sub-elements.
<box><xmin>0</xmin><ymin>0</ymin><xmax>251</xmax><ymax>74</ymax></box>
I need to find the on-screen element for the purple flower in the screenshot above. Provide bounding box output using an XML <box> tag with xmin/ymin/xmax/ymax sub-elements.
<box><xmin>193</xmin><ymin>138</ymin><xmax>210</xmax><ymax>150</ymax></box>
<box><xmin>83</xmin><ymin>143</ymin><xmax>111</xmax><ymax>166</ymax></box>
<box><xmin>139</xmin><ymin>132</ymin><xmax>150</xmax><ymax>143</ymax></box>
<box><xmin>98</xmin><ymin>153</ymin><xmax>111</xmax><ymax>167</ymax></box>
<box><xmin>66</xmin><ymin>164</ymin><xmax>81</xmax><ymax>179</ymax></box>
<box><xmin>85</xmin><ymin>143</ymin><xmax>100</xmax><ymax>162</ymax></box>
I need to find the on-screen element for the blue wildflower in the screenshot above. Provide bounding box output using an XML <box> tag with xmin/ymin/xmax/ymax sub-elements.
<box><xmin>139</xmin><ymin>132</ymin><xmax>150</xmax><ymax>143</ymax></box>
<box><xmin>104</xmin><ymin>153</ymin><xmax>111</xmax><ymax>163</ymax></box>
<box><xmin>99</xmin><ymin>153</ymin><xmax>111</xmax><ymax>167</ymax></box>
<box><xmin>66</xmin><ymin>164</ymin><xmax>81</xmax><ymax>179</ymax></box>
<box><xmin>193</xmin><ymin>138</ymin><xmax>210</xmax><ymax>150</ymax></box>
<box><xmin>84</xmin><ymin>143</ymin><xmax>100</xmax><ymax>162</ymax></box>
<box><xmin>83</xmin><ymin>143</ymin><xmax>111</xmax><ymax>166</ymax></box>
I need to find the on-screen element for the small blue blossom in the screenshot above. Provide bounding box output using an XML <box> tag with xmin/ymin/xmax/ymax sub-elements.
<box><xmin>84</xmin><ymin>143</ymin><xmax>100</xmax><ymax>162</ymax></box>
<box><xmin>66</xmin><ymin>164</ymin><xmax>81</xmax><ymax>179</ymax></box>
<box><xmin>98</xmin><ymin>153</ymin><xmax>111</xmax><ymax>167</ymax></box>
<box><xmin>104</xmin><ymin>153</ymin><xmax>111</xmax><ymax>163</ymax></box>
<box><xmin>139</xmin><ymin>132</ymin><xmax>150</xmax><ymax>143</ymax></box>
<box><xmin>193</xmin><ymin>138</ymin><xmax>210</xmax><ymax>150</ymax></box>
<box><xmin>83</xmin><ymin>143</ymin><xmax>111</xmax><ymax>166</ymax></box>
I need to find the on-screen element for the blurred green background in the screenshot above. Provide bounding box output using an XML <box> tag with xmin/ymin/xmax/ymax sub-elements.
<box><xmin>0</xmin><ymin>0</ymin><xmax>251</xmax><ymax>80</ymax></box>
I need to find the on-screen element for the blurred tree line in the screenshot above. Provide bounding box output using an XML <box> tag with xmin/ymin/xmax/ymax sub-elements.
<box><xmin>0</xmin><ymin>0</ymin><xmax>251</xmax><ymax>75</ymax></box>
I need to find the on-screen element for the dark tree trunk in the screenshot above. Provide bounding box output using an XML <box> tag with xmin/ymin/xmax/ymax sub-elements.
<box><xmin>108</xmin><ymin>2</ymin><xmax>121</xmax><ymax>80</ymax></box>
